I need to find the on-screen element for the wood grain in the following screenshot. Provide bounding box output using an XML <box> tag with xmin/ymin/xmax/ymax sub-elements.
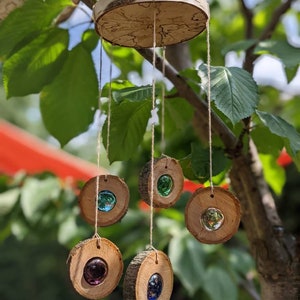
<box><xmin>68</xmin><ymin>238</ymin><xmax>123</xmax><ymax>299</ymax></box>
<box><xmin>185</xmin><ymin>187</ymin><xmax>241</xmax><ymax>244</ymax></box>
<box><xmin>93</xmin><ymin>0</ymin><xmax>209</xmax><ymax>48</ymax></box>
<box><xmin>79</xmin><ymin>175</ymin><xmax>129</xmax><ymax>227</ymax></box>
<box><xmin>139</xmin><ymin>156</ymin><xmax>184</xmax><ymax>208</ymax></box>
<box><xmin>123</xmin><ymin>250</ymin><xmax>173</xmax><ymax>300</ymax></box>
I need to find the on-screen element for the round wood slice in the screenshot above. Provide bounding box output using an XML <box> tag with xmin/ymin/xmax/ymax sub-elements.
<box><xmin>79</xmin><ymin>175</ymin><xmax>129</xmax><ymax>227</ymax></box>
<box><xmin>0</xmin><ymin>0</ymin><xmax>24</xmax><ymax>21</ymax></box>
<box><xmin>93</xmin><ymin>0</ymin><xmax>209</xmax><ymax>48</ymax></box>
<box><xmin>185</xmin><ymin>187</ymin><xmax>241</xmax><ymax>244</ymax></box>
<box><xmin>123</xmin><ymin>250</ymin><xmax>173</xmax><ymax>300</ymax></box>
<box><xmin>68</xmin><ymin>238</ymin><xmax>123</xmax><ymax>300</ymax></box>
<box><xmin>139</xmin><ymin>157</ymin><xmax>184</xmax><ymax>208</ymax></box>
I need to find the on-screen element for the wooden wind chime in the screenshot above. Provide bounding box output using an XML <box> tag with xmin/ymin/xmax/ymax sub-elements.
<box><xmin>67</xmin><ymin>0</ymin><xmax>241</xmax><ymax>299</ymax></box>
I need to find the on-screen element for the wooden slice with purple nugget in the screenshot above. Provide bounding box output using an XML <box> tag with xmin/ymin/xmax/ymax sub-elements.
<box><xmin>68</xmin><ymin>238</ymin><xmax>123</xmax><ymax>299</ymax></box>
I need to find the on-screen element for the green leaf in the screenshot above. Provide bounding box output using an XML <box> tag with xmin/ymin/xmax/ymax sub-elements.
<box><xmin>259</xmin><ymin>154</ymin><xmax>286</xmax><ymax>195</ymax></box>
<box><xmin>255</xmin><ymin>40</ymin><xmax>300</xmax><ymax>69</ymax></box>
<box><xmin>0</xmin><ymin>188</ymin><xmax>20</xmax><ymax>216</ymax></box>
<box><xmin>221</xmin><ymin>39</ymin><xmax>257</xmax><ymax>55</ymax></box>
<box><xmin>103</xmin><ymin>41</ymin><xmax>143</xmax><ymax>77</ymax></box>
<box><xmin>180</xmin><ymin>154</ymin><xmax>199</xmax><ymax>181</ymax></box>
<box><xmin>255</xmin><ymin>40</ymin><xmax>300</xmax><ymax>83</ymax></box>
<box><xmin>58</xmin><ymin>215</ymin><xmax>79</xmax><ymax>245</ymax></box>
<box><xmin>103</xmin><ymin>99</ymin><xmax>152</xmax><ymax>162</ymax></box>
<box><xmin>163</xmin><ymin>96</ymin><xmax>194</xmax><ymax>136</ymax></box>
<box><xmin>169</xmin><ymin>231</ymin><xmax>205</xmax><ymax>296</ymax></box>
<box><xmin>0</xmin><ymin>0</ymin><xmax>72</xmax><ymax>59</ymax></box>
<box><xmin>3</xmin><ymin>28</ymin><xmax>69</xmax><ymax>98</ymax></box>
<box><xmin>112</xmin><ymin>85</ymin><xmax>153</xmax><ymax>103</ymax></box>
<box><xmin>198</xmin><ymin>64</ymin><xmax>259</xmax><ymax>124</ymax></box>
<box><xmin>180</xmin><ymin>69</ymin><xmax>202</xmax><ymax>94</ymax></box>
<box><xmin>189</xmin><ymin>142</ymin><xmax>230</xmax><ymax>183</ymax></box>
<box><xmin>284</xmin><ymin>66</ymin><xmax>299</xmax><ymax>83</ymax></box>
<box><xmin>251</xmin><ymin>126</ymin><xmax>284</xmax><ymax>156</ymax></box>
<box><xmin>256</xmin><ymin>110</ymin><xmax>300</xmax><ymax>156</ymax></box>
<box><xmin>20</xmin><ymin>177</ymin><xmax>60</xmax><ymax>223</ymax></box>
<box><xmin>40</xmin><ymin>44</ymin><xmax>98</xmax><ymax>146</ymax></box>
<box><xmin>228</xmin><ymin>248</ymin><xmax>255</xmax><ymax>278</ymax></box>
<box><xmin>82</xmin><ymin>30</ymin><xmax>99</xmax><ymax>52</ymax></box>
<box><xmin>282</xmin><ymin>96</ymin><xmax>300</xmax><ymax>128</ymax></box>
<box><xmin>203</xmin><ymin>266</ymin><xmax>238</xmax><ymax>300</ymax></box>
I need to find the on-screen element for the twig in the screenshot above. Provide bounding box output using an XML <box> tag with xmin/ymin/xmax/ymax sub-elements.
<box><xmin>259</xmin><ymin>0</ymin><xmax>294</xmax><ymax>41</ymax></box>
<box><xmin>240</xmin><ymin>278</ymin><xmax>261</xmax><ymax>300</ymax></box>
<box><xmin>243</xmin><ymin>0</ymin><xmax>294</xmax><ymax>73</ymax></box>
<box><xmin>239</xmin><ymin>0</ymin><xmax>254</xmax><ymax>39</ymax></box>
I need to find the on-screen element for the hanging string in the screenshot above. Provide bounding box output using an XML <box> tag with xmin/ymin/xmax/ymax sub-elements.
<box><xmin>94</xmin><ymin>38</ymin><xmax>104</xmax><ymax>240</ymax></box>
<box><xmin>149</xmin><ymin>7</ymin><xmax>157</xmax><ymax>250</ymax></box>
<box><xmin>106</xmin><ymin>45</ymin><xmax>113</xmax><ymax>158</ymax></box>
<box><xmin>206</xmin><ymin>19</ymin><xmax>214</xmax><ymax>197</ymax></box>
<box><xmin>161</xmin><ymin>46</ymin><xmax>166</xmax><ymax>154</ymax></box>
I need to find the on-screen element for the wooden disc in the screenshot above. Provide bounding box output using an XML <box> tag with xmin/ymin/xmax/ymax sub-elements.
<box><xmin>185</xmin><ymin>187</ymin><xmax>241</xmax><ymax>244</ymax></box>
<box><xmin>93</xmin><ymin>0</ymin><xmax>209</xmax><ymax>48</ymax></box>
<box><xmin>139</xmin><ymin>157</ymin><xmax>184</xmax><ymax>208</ymax></box>
<box><xmin>79</xmin><ymin>175</ymin><xmax>129</xmax><ymax>227</ymax></box>
<box><xmin>123</xmin><ymin>250</ymin><xmax>173</xmax><ymax>300</ymax></box>
<box><xmin>68</xmin><ymin>238</ymin><xmax>123</xmax><ymax>300</ymax></box>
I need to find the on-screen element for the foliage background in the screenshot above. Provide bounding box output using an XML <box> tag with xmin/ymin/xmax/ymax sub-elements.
<box><xmin>1</xmin><ymin>0</ymin><xmax>300</xmax><ymax>299</ymax></box>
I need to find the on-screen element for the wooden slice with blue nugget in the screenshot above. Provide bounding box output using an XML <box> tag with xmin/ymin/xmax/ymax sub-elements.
<box><xmin>79</xmin><ymin>175</ymin><xmax>129</xmax><ymax>227</ymax></box>
<box><xmin>123</xmin><ymin>250</ymin><xmax>173</xmax><ymax>300</ymax></box>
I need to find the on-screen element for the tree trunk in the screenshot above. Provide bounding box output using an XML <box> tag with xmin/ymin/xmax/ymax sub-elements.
<box><xmin>230</xmin><ymin>149</ymin><xmax>300</xmax><ymax>299</ymax></box>
<box><xmin>260</xmin><ymin>271</ymin><xmax>300</xmax><ymax>299</ymax></box>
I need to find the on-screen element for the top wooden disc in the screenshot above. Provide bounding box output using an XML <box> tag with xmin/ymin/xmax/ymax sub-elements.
<box><xmin>93</xmin><ymin>0</ymin><xmax>209</xmax><ymax>48</ymax></box>
<box><xmin>185</xmin><ymin>187</ymin><xmax>241</xmax><ymax>244</ymax></box>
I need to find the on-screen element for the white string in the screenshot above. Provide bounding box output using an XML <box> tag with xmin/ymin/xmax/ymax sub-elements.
<box><xmin>206</xmin><ymin>19</ymin><xmax>214</xmax><ymax>197</ymax></box>
<box><xmin>161</xmin><ymin>47</ymin><xmax>166</xmax><ymax>154</ymax></box>
<box><xmin>94</xmin><ymin>38</ymin><xmax>104</xmax><ymax>239</ymax></box>
<box><xmin>149</xmin><ymin>7</ymin><xmax>157</xmax><ymax>249</ymax></box>
<box><xmin>106</xmin><ymin>46</ymin><xmax>113</xmax><ymax>157</ymax></box>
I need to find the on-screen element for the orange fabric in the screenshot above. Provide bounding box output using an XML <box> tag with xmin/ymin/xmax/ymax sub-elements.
<box><xmin>0</xmin><ymin>119</ymin><xmax>105</xmax><ymax>181</ymax></box>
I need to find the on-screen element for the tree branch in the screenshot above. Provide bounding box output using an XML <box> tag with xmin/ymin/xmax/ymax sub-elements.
<box><xmin>243</xmin><ymin>0</ymin><xmax>294</xmax><ymax>73</ymax></box>
<box><xmin>259</xmin><ymin>0</ymin><xmax>294</xmax><ymax>41</ymax></box>
<box><xmin>239</xmin><ymin>0</ymin><xmax>254</xmax><ymax>39</ymax></box>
